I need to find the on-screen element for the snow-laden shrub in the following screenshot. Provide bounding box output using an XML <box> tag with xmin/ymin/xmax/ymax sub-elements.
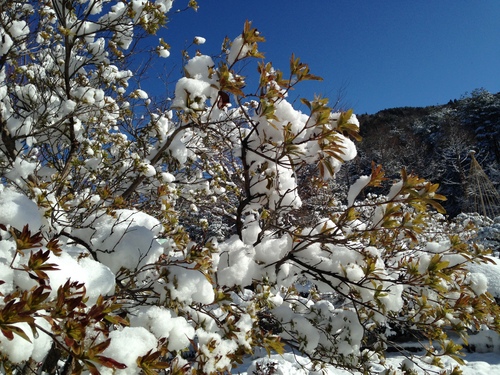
<box><xmin>1</xmin><ymin>2</ymin><xmax>500</xmax><ymax>375</ymax></box>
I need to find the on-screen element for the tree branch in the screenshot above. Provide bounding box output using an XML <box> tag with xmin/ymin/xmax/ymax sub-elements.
<box><xmin>121</xmin><ymin>123</ymin><xmax>194</xmax><ymax>200</ymax></box>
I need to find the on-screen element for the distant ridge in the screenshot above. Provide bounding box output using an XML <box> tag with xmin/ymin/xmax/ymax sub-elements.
<box><xmin>354</xmin><ymin>89</ymin><xmax>500</xmax><ymax>217</ymax></box>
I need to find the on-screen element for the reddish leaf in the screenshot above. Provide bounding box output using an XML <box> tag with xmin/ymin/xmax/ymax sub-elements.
<box><xmin>95</xmin><ymin>355</ymin><xmax>127</xmax><ymax>369</ymax></box>
<box><xmin>46</xmin><ymin>238</ymin><xmax>62</xmax><ymax>255</ymax></box>
<box><xmin>1</xmin><ymin>325</ymin><xmax>32</xmax><ymax>342</ymax></box>
<box><xmin>12</xmin><ymin>225</ymin><xmax>43</xmax><ymax>250</ymax></box>
<box><xmin>103</xmin><ymin>314</ymin><xmax>129</xmax><ymax>326</ymax></box>
<box><xmin>85</xmin><ymin>361</ymin><xmax>100</xmax><ymax>375</ymax></box>
<box><xmin>89</xmin><ymin>338</ymin><xmax>112</xmax><ymax>356</ymax></box>
<box><xmin>1</xmin><ymin>328</ymin><xmax>14</xmax><ymax>341</ymax></box>
<box><xmin>64</xmin><ymin>335</ymin><xmax>75</xmax><ymax>347</ymax></box>
<box><xmin>217</xmin><ymin>90</ymin><xmax>230</xmax><ymax>109</ymax></box>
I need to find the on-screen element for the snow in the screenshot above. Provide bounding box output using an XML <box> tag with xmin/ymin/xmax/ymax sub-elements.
<box><xmin>467</xmin><ymin>271</ymin><xmax>489</xmax><ymax>295</ymax></box>
<box><xmin>30</xmin><ymin>317</ymin><xmax>53</xmax><ymax>362</ymax></box>
<box><xmin>0</xmin><ymin>323</ymin><xmax>35</xmax><ymax>363</ymax></box>
<box><xmin>161</xmin><ymin>172</ymin><xmax>175</xmax><ymax>183</ymax></box>
<box><xmin>217</xmin><ymin>235</ymin><xmax>258</xmax><ymax>287</ymax></box>
<box><xmin>245</xmin><ymin>353</ymin><xmax>320</xmax><ymax>375</ymax></box>
<box><xmin>0</xmin><ymin>32</ymin><xmax>14</xmax><ymax>56</ymax></box>
<box><xmin>193</xmin><ymin>36</ymin><xmax>206</xmax><ymax>45</ymax></box>
<box><xmin>468</xmin><ymin>257</ymin><xmax>500</xmax><ymax>299</ymax></box>
<box><xmin>347</xmin><ymin>175</ymin><xmax>371</xmax><ymax>206</ymax></box>
<box><xmin>387</xmin><ymin>179</ymin><xmax>404</xmax><ymax>200</ymax></box>
<box><xmin>74</xmin><ymin>209</ymin><xmax>164</xmax><ymax>276</ymax></box>
<box><xmin>141</xmin><ymin>163</ymin><xmax>156</xmax><ymax>177</ymax></box>
<box><xmin>0</xmin><ymin>19</ymin><xmax>28</xmax><ymax>56</ymax></box>
<box><xmin>185</xmin><ymin>55</ymin><xmax>214</xmax><ymax>79</ymax></box>
<box><xmin>172</xmin><ymin>55</ymin><xmax>217</xmax><ymax>110</ymax></box>
<box><xmin>196</xmin><ymin>329</ymin><xmax>239</xmax><ymax>373</ymax></box>
<box><xmin>158</xmin><ymin>47</ymin><xmax>170</xmax><ymax>58</ymax></box>
<box><xmin>5</xmin><ymin>157</ymin><xmax>36</xmax><ymax>185</ymax></box>
<box><xmin>133</xmin><ymin>89</ymin><xmax>148</xmax><ymax>99</ymax></box>
<box><xmin>236</xmin><ymin>351</ymin><xmax>500</xmax><ymax>375</ymax></box>
<box><xmin>155</xmin><ymin>0</ymin><xmax>173</xmax><ymax>13</ymax></box>
<box><xmin>0</xmin><ymin>305</ymin><xmax>51</xmax><ymax>363</ymax></box>
<box><xmin>460</xmin><ymin>354</ymin><xmax>500</xmax><ymax>374</ymax></box>
<box><xmin>172</xmin><ymin>76</ymin><xmax>214</xmax><ymax>110</ymax></box>
<box><xmin>227</xmin><ymin>35</ymin><xmax>249</xmax><ymax>65</ymax></box>
<box><xmin>0</xmin><ymin>262</ymin><xmax>13</xmax><ymax>296</ymax></box>
<box><xmin>165</xmin><ymin>265</ymin><xmax>215</xmax><ymax>304</ymax></box>
<box><xmin>128</xmin><ymin>306</ymin><xmax>195</xmax><ymax>351</ymax></box>
<box><xmin>101</xmin><ymin>327</ymin><xmax>158</xmax><ymax>375</ymax></box>
<box><xmin>45</xmin><ymin>250</ymin><xmax>115</xmax><ymax>302</ymax></box>
<box><xmin>0</xmin><ymin>185</ymin><xmax>42</xmax><ymax>231</ymax></box>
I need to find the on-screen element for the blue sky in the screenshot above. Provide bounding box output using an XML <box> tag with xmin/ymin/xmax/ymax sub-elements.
<box><xmin>153</xmin><ymin>1</ymin><xmax>500</xmax><ymax>114</ymax></box>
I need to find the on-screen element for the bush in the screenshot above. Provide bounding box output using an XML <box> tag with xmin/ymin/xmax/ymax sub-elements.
<box><xmin>1</xmin><ymin>1</ymin><xmax>499</xmax><ymax>374</ymax></box>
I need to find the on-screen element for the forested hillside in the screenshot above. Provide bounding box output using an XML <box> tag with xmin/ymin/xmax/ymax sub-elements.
<box><xmin>356</xmin><ymin>89</ymin><xmax>500</xmax><ymax>217</ymax></box>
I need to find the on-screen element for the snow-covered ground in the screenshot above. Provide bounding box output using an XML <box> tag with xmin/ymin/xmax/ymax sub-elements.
<box><xmin>234</xmin><ymin>351</ymin><xmax>500</xmax><ymax>374</ymax></box>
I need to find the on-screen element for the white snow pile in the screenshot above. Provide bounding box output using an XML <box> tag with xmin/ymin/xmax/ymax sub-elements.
<box><xmin>172</xmin><ymin>55</ymin><xmax>218</xmax><ymax>111</ymax></box>
<box><xmin>74</xmin><ymin>209</ymin><xmax>165</xmax><ymax>276</ymax></box>
<box><xmin>0</xmin><ymin>187</ymin><xmax>198</xmax><ymax>366</ymax></box>
<box><xmin>467</xmin><ymin>256</ymin><xmax>500</xmax><ymax>299</ymax></box>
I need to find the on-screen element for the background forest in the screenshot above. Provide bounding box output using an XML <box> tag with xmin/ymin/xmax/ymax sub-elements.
<box><xmin>355</xmin><ymin>89</ymin><xmax>500</xmax><ymax>219</ymax></box>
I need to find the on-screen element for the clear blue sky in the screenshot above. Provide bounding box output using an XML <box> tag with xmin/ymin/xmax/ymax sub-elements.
<box><xmin>151</xmin><ymin>1</ymin><xmax>500</xmax><ymax>114</ymax></box>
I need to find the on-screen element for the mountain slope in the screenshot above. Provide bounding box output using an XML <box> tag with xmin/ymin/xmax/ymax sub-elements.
<box><xmin>355</xmin><ymin>89</ymin><xmax>500</xmax><ymax>217</ymax></box>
